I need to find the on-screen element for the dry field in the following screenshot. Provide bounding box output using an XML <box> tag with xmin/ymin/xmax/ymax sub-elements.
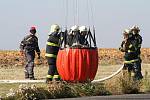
<box><xmin>0</xmin><ymin>48</ymin><xmax>150</xmax><ymax>80</ymax></box>
<box><xmin>0</xmin><ymin>48</ymin><xmax>150</xmax><ymax>98</ymax></box>
<box><xmin>1</xmin><ymin>48</ymin><xmax>150</xmax><ymax>67</ymax></box>
<box><xmin>0</xmin><ymin>64</ymin><xmax>150</xmax><ymax>80</ymax></box>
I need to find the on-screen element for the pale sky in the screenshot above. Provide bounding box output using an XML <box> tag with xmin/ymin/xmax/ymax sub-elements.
<box><xmin>0</xmin><ymin>0</ymin><xmax>150</xmax><ymax>50</ymax></box>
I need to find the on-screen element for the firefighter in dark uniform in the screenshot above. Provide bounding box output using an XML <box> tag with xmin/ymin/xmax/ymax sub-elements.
<box><xmin>66</xmin><ymin>25</ymin><xmax>79</xmax><ymax>47</ymax></box>
<box><xmin>45</xmin><ymin>24</ymin><xmax>61</xmax><ymax>82</ymax></box>
<box><xmin>130</xmin><ymin>25</ymin><xmax>143</xmax><ymax>79</ymax></box>
<box><xmin>119</xmin><ymin>29</ymin><xmax>141</xmax><ymax>80</ymax></box>
<box><xmin>20</xmin><ymin>26</ymin><xmax>40</xmax><ymax>80</ymax></box>
<box><xmin>79</xmin><ymin>26</ymin><xmax>89</xmax><ymax>47</ymax></box>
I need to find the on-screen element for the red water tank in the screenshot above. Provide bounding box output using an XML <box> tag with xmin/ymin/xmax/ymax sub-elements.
<box><xmin>56</xmin><ymin>48</ymin><xmax>98</xmax><ymax>82</ymax></box>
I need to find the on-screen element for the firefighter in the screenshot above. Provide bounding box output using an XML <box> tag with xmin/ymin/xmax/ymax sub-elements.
<box><xmin>45</xmin><ymin>24</ymin><xmax>61</xmax><ymax>83</ymax></box>
<box><xmin>20</xmin><ymin>26</ymin><xmax>40</xmax><ymax>80</ymax></box>
<box><xmin>79</xmin><ymin>26</ymin><xmax>89</xmax><ymax>47</ymax></box>
<box><xmin>66</xmin><ymin>25</ymin><xmax>80</xmax><ymax>47</ymax></box>
<box><xmin>119</xmin><ymin>29</ymin><xmax>141</xmax><ymax>80</ymax></box>
<box><xmin>130</xmin><ymin>25</ymin><xmax>143</xmax><ymax>79</ymax></box>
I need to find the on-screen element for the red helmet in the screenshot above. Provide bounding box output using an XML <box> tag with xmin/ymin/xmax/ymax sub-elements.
<box><xmin>30</xmin><ymin>26</ymin><xmax>36</xmax><ymax>31</ymax></box>
<box><xmin>30</xmin><ymin>26</ymin><xmax>36</xmax><ymax>34</ymax></box>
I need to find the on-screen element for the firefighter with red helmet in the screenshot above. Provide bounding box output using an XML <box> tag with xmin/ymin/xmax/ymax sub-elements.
<box><xmin>20</xmin><ymin>26</ymin><xmax>40</xmax><ymax>80</ymax></box>
<box><xmin>45</xmin><ymin>24</ymin><xmax>61</xmax><ymax>83</ymax></box>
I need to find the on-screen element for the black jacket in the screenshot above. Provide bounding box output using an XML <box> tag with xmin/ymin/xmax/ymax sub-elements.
<box><xmin>20</xmin><ymin>34</ymin><xmax>40</xmax><ymax>54</ymax></box>
<box><xmin>45</xmin><ymin>32</ymin><xmax>60</xmax><ymax>58</ymax></box>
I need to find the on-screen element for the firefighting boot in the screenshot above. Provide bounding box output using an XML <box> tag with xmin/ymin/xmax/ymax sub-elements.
<box><xmin>24</xmin><ymin>70</ymin><xmax>29</xmax><ymax>79</ymax></box>
<box><xmin>30</xmin><ymin>77</ymin><xmax>36</xmax><ymax>80</ymax></box>
<box><xmin>53</xmin><ymin>75</ymin><xmax>60</xmax><ymax>81</ymax></box>
<box><xmin>29</xmin><ymin>73</ymin><xmax>36</xmax><ymax>80</ymax></box>
<box><xmin>46</xmin><ymin>75</ymin><xmax>53</xmax><ymax>83</ymax></box>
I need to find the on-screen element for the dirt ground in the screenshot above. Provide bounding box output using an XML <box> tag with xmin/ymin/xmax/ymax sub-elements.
<box><xmin>0</xmin><ymin>64</ymin><xmax>149</xmax><ymax>80</ymax></box>
<box><xmin>0</xmin><ymin>64</ymin><xmax>150</xmax><ymax>97</ymax></box>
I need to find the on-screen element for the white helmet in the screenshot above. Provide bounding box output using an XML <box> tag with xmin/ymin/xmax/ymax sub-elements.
<box><xmin>124</xmin><ymin>29</ymin><xmax>130</xmax><ymax>34</ymax></box>
<box><xmin>70</xmin><ymin>25</ymin><xmax>79</xmax><ymax>32</ymax></box>
<box><xmin>130</xmin><ymin>25</ymin><xmax>140</xmax><ymax>34</ymax></box>
<box><xmin>131</xmin><ymin>25</ymin><xmax>140</xmax><ymax>31</ymax></box>
<box><xmin>79</xmin><ymin>26</ymin><xmax>87</xmax><ymax>33</ymax></box>
<box><xmin>123</xmin><ymin>29</ymin><xmax>133</xmax><ymax>38</ymax></box>
<box><xmin>68</xmin><ymin>25</ymin><xmax>79</xmax><ymax>35</ymax></box>
<box><xmin>50</xmin><ymin>24</ymin><xmax>60</xmax><ymax>33</ymax></box>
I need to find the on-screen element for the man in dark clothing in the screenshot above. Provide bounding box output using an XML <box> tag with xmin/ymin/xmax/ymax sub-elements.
<box><xmin>119</xmin><ymin>29</ymin><xmax>141</xmax><ymax>80</ymax></box>
<box><xmin>79</xmin><ymin>26</ymin><xmax>89</xmax><ymax>47</ymax></box>
<box><xmin>130</xmin><ymin>25</ymin><xmax>143</xmax><ymax>79</ymax></box>
<box><xmin>20</xmin><ymin>26</ymin><xmax>40</xmax><ymax>80</ymax></box>
<box><xmin>45</xmin><ymin>24</ymin><xmax>61</xmax><ymax>83</ymax></box>
<box><xmin>66</xmin><ymin>25</ymin><xmax>80</xmax><ymax>47</ymax></box>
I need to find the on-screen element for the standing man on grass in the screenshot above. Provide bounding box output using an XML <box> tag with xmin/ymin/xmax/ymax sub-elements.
<box><xmin>20</xmin><ymin>26</ymin><xmax>41</xmax><ymax>80</ymax></box>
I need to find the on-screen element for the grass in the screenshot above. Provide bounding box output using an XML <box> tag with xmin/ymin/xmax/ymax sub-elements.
<box><xmin>0</xmin><ymin>64</ymin><xmax>150</xmax><ymax>99</ymax></box>
<box><xmin>1</xmin><ymin>82</ymin><xmax>110</xmax><ymax>99</ymax></box>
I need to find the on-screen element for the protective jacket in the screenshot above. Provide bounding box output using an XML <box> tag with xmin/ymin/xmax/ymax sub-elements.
<box><xmin>120</xmin><ymin>38</ymin><xmax>139</xmax><ymax>63</ymax></box>
<box><xmin>20</xmin><ymin>34</ymin><xmax>40</xmax><ymax>54</ymax></box>
<box><xmin>45</xmin><ymin>32</ymin><xmax>60</xmax><ymax>64</ymax></box>
<box><xmin>134</xmin><ymin>34</ymin><xmax>142</xmax><ymax>55</ymax></box>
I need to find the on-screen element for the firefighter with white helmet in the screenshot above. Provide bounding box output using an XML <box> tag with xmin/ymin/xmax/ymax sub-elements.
<box><xmin>119</xmin><ymin>28</ymin><xmax>142</xmax><ymax>80</ymax></box>
<box><xmin>66</xmin><ymin>25</ymin><xmax>79</xmax><ymax>47</ymax></box>
<box><xmin>79</xmin><ymin>26</ymin><xmax>89</xmax><ymax>46</ymax></box>
<box><xmin>130</xmin><ymin>25</ymin><xmax>143</xmax><ymax>79</ymax></box>
<box><xmin>79</xmin><ymin>26</ymin><xmax>87</xmax><ymax>34</ymax></box>
<box><xmin>45</xmin><ymin>24</ymin><xmax>61</xmax><ymax>83</ymax></box>
<box><xmin>119</xmin><ymin>29</ymin><xmax>133</xmax><ymax>52</ymax></box>
<box><xmin>131</xmin><ymin>25</ymin><xmax>140</xmax><ymax>35</ymax></box>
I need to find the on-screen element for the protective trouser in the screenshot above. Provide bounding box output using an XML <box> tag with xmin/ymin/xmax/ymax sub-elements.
<box><xmin>123</xmin><ymin>60</ymin><xmax>143</xmax><ymax>80</ymax></box>
<box><xmin>46</xmin><ymin>57</ymin><xmax>60</xmax><ymax>82</ymax></box>
<box><xmin>133</xmin><ymin>60</ymin><xmax>143</xmax><ymax>80</ymax></box>
<box><xmin>24</xmin><ymin>50</ymin><xmax>35</xmax><ymax>79</ymax></box>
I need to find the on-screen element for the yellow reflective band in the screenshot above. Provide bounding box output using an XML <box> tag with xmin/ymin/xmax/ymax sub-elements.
<box><xmin>131</xmin><ymin>72</ymin><xmax>135</xmax><ymax>77</ymax></box>
<box><xmin>46</xmin><ymin>42</ymin><xmax>59</xmax><ymax>47</ymax></box>
<box><xmin>138</xmin><ymin>44</ymin><xmax>141</xmax><ymax>47</ymax></box>
<box><xmin>26</xmin><ymin>37</ymin><xmax>32</xmax><ymax>42</ymax></box>
<box><xmin>129</xmin><ymin>44</ymin><xmax>132</xmax><ymax>48</ymax></box>
<box><xmin>138</xmin><ymin>55</ymin><xmax>140</xmax><ymax>57</ymax></box>
<box><xmin>45</xmin><ymin>53</ymin><xmax>57</xmax><ymax>58</ymax></box>
<box><xmin>128</xmin><ymin>50</ymin><xmax>134</xmax><ymax>53</ymax></box>
<box><xmin>46</xmin><ymin>75</ymin><xmax>53</xmax><ymax>78</ymax></box>
<box><xmin>53</xmin><ymin>75</ymin><xmax>60</xmax><ymax>78</ymax></box>
<box><xmin>124</xmin><ymin>59</ymin><xmax>139</xmax><ymax>64</ymax></box>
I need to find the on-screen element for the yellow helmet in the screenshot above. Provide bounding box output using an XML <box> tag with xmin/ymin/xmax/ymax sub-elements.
<box><xmin>50</xmin><ymin>24</ymin><xmax>60</xmax><ymax>33</ymax></box>
<box><xmin>79</xmin><ymin>26</ymin><xmax>87</xmax><ymax>33</ymax></box>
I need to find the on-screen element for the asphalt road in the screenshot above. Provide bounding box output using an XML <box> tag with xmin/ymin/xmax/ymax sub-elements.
<box><xmin>46</xmin><ymin>94</ymin><xmax>150</xmax><ymax>100</ymax></box>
